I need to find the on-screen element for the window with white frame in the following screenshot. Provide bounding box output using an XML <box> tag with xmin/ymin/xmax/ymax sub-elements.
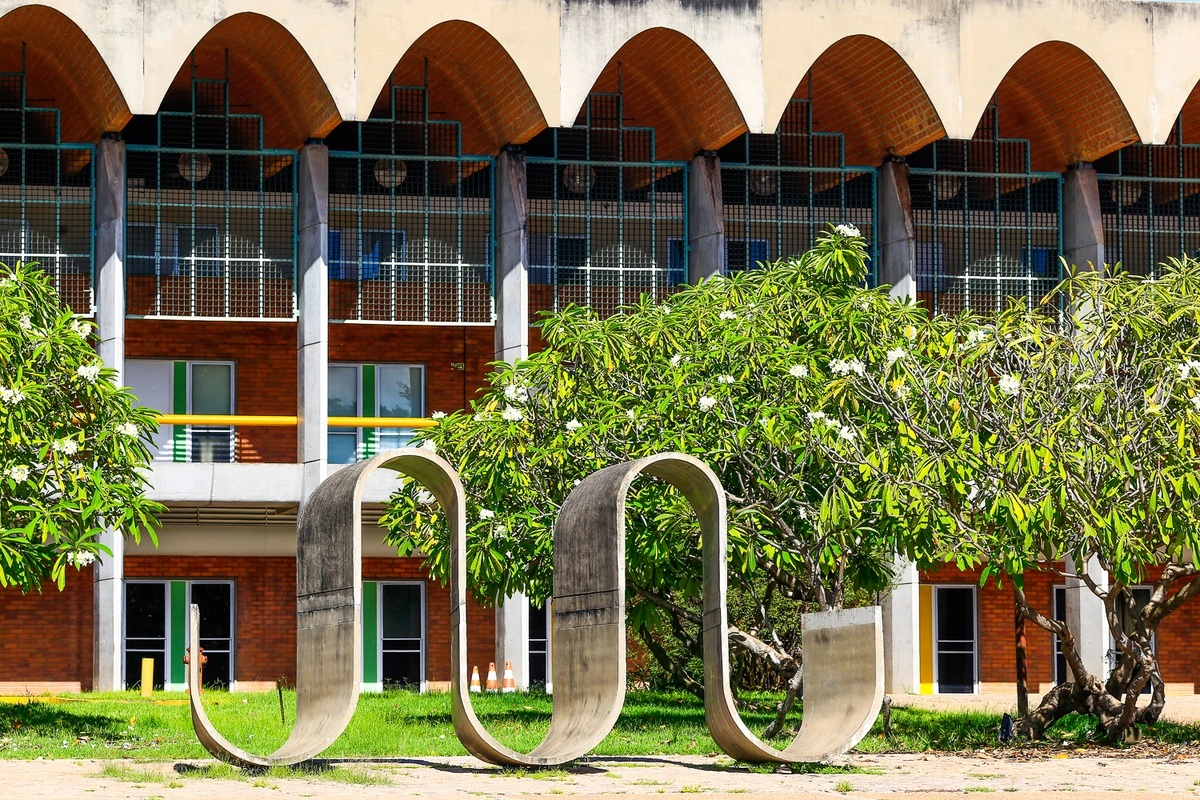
<box><xmin>327</xmin><ymin>363</ymin><xmax>425</xmax><ymax>463</ymax></box>
<box><xmin>934</xmin><ymin>585</ymin><xmax>977</xmax><ymax>694</ymax></box>
<box><xmin>379</xmin><ymin>582</ymin><xmax>424</xmax><ymax>689</ymax></box>
<box><xmin>529</xmin><ymin>601</ymin><xmax>551</xmax><ymax>688</ymax></box>
<box><xmin>126</xmin><ymin>359</ymin><xmax>234</xmax><ymax>463</ymax></box>
<box><xmin>123</xmin><ymin>579</ymin><xmax>234</xmax><ymax>690</ymax></box>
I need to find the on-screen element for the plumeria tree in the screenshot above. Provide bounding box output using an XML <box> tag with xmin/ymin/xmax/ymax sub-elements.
<box><xmin>837</xmin><ymin>261</ymin><xmax>1200</xmax><ymax>741</ymax></box>
<box><xmin>384</xmin><ymin>226</ymin><xmax>929</xmax><ymax>730</ymax></box>
<box><xmin>0</xmin><ymin>262</ymin><xmax>162</xmax><ymax>591</ymax></box>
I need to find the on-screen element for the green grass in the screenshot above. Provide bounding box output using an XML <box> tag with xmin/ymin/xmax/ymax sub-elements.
<box><xmin>834</xmin><ymin>779</ymin><xmax>854</xmax><ymax>793</ymax></box>
<box><xmin>1</xmin><ymin>689</ymin><xmax>1198</xmax><ymax>761</ymax></box>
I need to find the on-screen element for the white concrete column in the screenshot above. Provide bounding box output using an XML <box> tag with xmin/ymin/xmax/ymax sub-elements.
<box><xmin>882</xmin><ymin>559</ymin><xmax>921</xmax><ymax>694</ymax></box>
<box><xmin>687</xmin><ymin>152</ymin><xmax>724</xmax><ymax>283</ymax></box>
<box><xmin>878</xmin><ymin>157</ymin><xmax>916</xmax><ymax>301</ymax></box>
<box><xmin>93</xmin><ymin>134</ymin><xmax>126</xmax><ymax>691</ymax></box>
<box><xmin>1066</xmin><ymin>555</ymin><xmax>1111</xmax><ymax>682</ymax></box>
<box><xmin>1063</xmin><ymin>162</ymin><xmax>1104</xmax><ymax>273</ymax></box>
<box><xmin>494</xmin><ymin>148</ymin><xmax>529</xmax><ymax>363</ymax></box>
<box><xmin>493</xmin><ymin>147</ymin><xmax>532</xmax><ymax>687</ymax></box>
<box><xmin>297</xmin><ymin>140</ymin><xmax>329</xmax><ymax>506</ymax></box>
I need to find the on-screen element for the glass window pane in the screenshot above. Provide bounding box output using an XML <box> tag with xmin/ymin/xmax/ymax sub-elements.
<box><xmin>191</xmin><ymin>583</ymin><xmax>232</xmax><ymax>639</ymax></box>
<box><xmin>328</xmin><ymin>431</ymin><xmax>359</xmax><ymax>464</ymax></box>
<box><xmin>378</xmin><ymin>365</ymin><xmax>422</xmax><ymax>418</ymax></box>
<box><xmin>328</xmin><ymin>366</ymin><xmax>359</xmax><ymax>416</ymax></box>
<box><xmin>125</xmin><ymin>582</ymin><xmax>166</xmax><ymax>639</ymax></box>
<box><xmin>190</xmin><ymin>364</ymin><xmax>232</xmax><ymax>414</ymax></box>
<box><xmin>381</xmin><ymin>652</ymin><xmax>421</xmax><ymax>688</ymax></box>
<box><xmin>381</xmin><ymin>584</ymin><xmax>422</xmax><ymax>640</ymax></box>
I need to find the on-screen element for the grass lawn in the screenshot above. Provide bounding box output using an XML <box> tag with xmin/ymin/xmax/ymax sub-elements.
<box><xmin>1</xmin><ymin>689</ymin><xmax>1197</xmax><ymax>761</ymax></box>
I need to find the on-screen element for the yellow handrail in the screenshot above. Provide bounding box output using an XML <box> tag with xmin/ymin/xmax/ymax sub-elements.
<box><xmin>153</xmin><ymin>414</ymin><xmax>437</xmax><ymax>429</ymax></box>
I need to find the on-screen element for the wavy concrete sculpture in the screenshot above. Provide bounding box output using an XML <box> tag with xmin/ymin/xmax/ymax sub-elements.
<box><xmin>189</xmin><ymin>449</ymin><xmax>465</xmax><ymax>768</ymax></box>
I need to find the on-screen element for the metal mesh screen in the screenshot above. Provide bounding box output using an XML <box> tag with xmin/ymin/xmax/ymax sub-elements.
<box><xmin>527</xmin><ymin>93</ymin><xmax>687</xmax><ymax>319</ymax></box>
<box><xmin>0</xmin><ymin>71</ymin><xmax>94</xmax><ymax>315</ymax></box>
<box><xmin>1098</xmin><ymin>121</ymin><xmax>1200</xmax><ymax>278</ymax></box>
<box><xmin>126</xmin><ymin>74</ymin><xmax>296</xmax><ymax>320</ymax></box>
<box><xmin>910</xmin><ymin>106</ymin><xmax>1062</xmax><ymax>316</ymax></box>
<box><xmin>720</xmin><ymin>99</ymin><xmax>876</xmax><ymax>278</ymax></box>
<box><xmin>329</xmin><ymin>86</ymin><xmax>492</xmax><ymax>324</ymax></box>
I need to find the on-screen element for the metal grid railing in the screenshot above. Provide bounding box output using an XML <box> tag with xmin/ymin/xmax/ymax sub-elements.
<box><xmin>1098</xmin><ymin>120</ymin><xmax>1200</xmax><ymax>278</ymax></box>
<box><xmin>720</xmin><ymin>98</ymin><xmax>876</xmax><ymax>278</ymax></box>
<box><xmin>329</xmin><ymin>85</ymin><xmax>493</xmax><ymax>324</ymax></box>
<box><xmin>0</xmin><ymin>69</ymin><xmax>94</xmax><ymax>315</ymax></box>
<box><xmin>910</xmin><ymin>105</ymin><xmax>1063</xmax><ymax>316</ymax></box>
<box><xmin>126</xmin><ymin>61</ymin><xmax>296</xmax><ymax>320</ymax></box>
<box><xmin>527</xmin><ymin>93</ymin><xmax>687</xmax><ymax>319</ymax></box>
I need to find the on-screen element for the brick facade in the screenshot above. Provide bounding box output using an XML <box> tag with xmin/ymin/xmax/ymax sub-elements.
<box><xmin>0</xmin><ymin>567</ymin><xmax>94</xmax><ymax>692</ymax></box>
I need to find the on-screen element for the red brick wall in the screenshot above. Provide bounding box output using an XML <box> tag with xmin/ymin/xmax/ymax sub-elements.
<box><xmin>125</xmin><ymin>319</ymin><xmax>298</xmax><ymax>463</ymax></box>
<box><xmin>1126</xmin><ymin>566</ymin><xmax>1200</xmax><ymax>694</ymax></box>
<box><xmin>124</xmin><ymin>555</ymin><xmax>494</xmax><ymax>685</ymax></box>
<box><xmin>0</xmin><ymin>567</ymin><xmax>94</xmax><ymax>689</ymax></box>
<box><xmin>921</xmin><ymin>564</ymin><xmax>1062</xmax><ymax>687</ymax></box>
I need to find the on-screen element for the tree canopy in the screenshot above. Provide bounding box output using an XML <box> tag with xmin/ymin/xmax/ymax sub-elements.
<box><xmin>0</xmin><ymin>263</ymin><xmax>162</xmax><ymax>590</ymax></box>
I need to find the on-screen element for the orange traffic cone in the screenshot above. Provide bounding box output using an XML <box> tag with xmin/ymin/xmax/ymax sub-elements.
<box><xmin>469</xmin><ymin>665</ymin><xmax>482</xmax><ymax>693</ymax></box>
<box><xmin>501</xmin><ymin>660</ymin><xmax>516</xmax><ymax>693</ymax></box>
<box><xmin>485</xmin><ymin>661</ymin><xmax>499</xmax><ymax>692</ymax></box>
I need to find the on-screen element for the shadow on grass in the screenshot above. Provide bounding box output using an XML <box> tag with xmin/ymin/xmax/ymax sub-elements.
<box><xmin>0</xmin><ymin>700</ymin><xmax>127</xmax><ymax>739</ymax></box>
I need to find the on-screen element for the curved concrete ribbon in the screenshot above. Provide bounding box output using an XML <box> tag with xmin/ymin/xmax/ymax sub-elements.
<box><xmin>189</xmin><ymin>449</ymin><xmax>465</xmax><ymax>767</ymax></box>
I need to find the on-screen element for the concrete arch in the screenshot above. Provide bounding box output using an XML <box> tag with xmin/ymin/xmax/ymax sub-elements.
<box><xmin>566</xmin><ymin>27</ymin><xmax>748</xmax><ymax>161</ymax></box>
<box><xmin>792</xmin><ymin>34</ymin><xmax>945</xmax><ymax>167</ymax></box>
<box><xmin>142</xmin><ymin>10</ymin><xmax>344</xmax><ymax>149</ymax></box>
<box><xmin>353</xmin><ymin>2</ymin><xmax>559</xmax><ymax>129</ymax></box>
<box><xmin>0</xmin><ymin>4</ymin><xmax>130</xmax><ymax>143</ymax></box>
<box><xmin>969</xmin><ymin>41</ymin><xmax>1139</xmax><ymax>173</ymax></box>
<box><xmin>363</xmin><ymin>21</ymin><xmax>547</xmax><ymax>156</ymax></box>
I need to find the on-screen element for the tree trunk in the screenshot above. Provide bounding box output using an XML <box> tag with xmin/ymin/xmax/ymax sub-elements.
<box><xmin>1015</xmin><ymin>588</ymin><xmax>1029</xmax><ymax>719</ymax></box>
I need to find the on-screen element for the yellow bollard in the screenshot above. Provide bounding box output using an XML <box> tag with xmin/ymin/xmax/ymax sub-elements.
<box><xmin>140</xmin><ymin>658</ymin><xmax>154</xmax><ymax>698</ymax></box>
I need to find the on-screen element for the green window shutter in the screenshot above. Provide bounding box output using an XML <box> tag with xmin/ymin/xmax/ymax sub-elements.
<box><xmin>362</xmin><ymin>581</ymin><xmax>378</xmax><ymax>686</ymax></box>
<box><xmin>169</xmin><ymin>580</ymin><xmax>187</xmax><ymax>685</ymax></box>
<box><xmin>172</xmin><ymin>362</ymin><xmax>187</xmax><ymax>463</ymax></box>
<box><xmin>361</xmin><ymin>365</ymin><xmax>377</xmax><ymax>459</ymax></box>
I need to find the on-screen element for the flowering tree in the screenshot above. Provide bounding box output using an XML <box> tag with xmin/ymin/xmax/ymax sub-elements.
<box><xmin>0</xmin><ymin>263</ymin><xmax>162</xmax><ymax>591</ymax></box>
<box><xmin>839</xmin><ymin>261</ymin><xmax>1200</xmax><ymax>741</ymax></box>
<box><xmin>384</xmin><ymin>226</ymin><xmax>928</xmax><ymax>729</ymax></box>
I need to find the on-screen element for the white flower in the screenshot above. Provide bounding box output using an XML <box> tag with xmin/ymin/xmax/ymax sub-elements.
<box><xmin>565</xmin><ymin>418</ymin><xmax>583</xmax><ymax>432</ymax></box>
<box><xmin>670</xmin><ymin>354</ymin><xmax>683</xmax><ymax>368</ymax></box>
<box><xmin>789</xmin><ymin>364</ymin><xmax>809</xmax><ymax>378</ymax></box>
<box><xmin>834</xmin><ymin>223</ymin><xmax>861</xmax><ymax>238</ymax></box>
<box><xmin>7</xmin><ymin>464</ymin><xmax>29</xmax><ymax>482</ymax></box>
<box><xmin>503</xmin><ymin>384</ymin><xmax>529</xmax><ymax>403</ymax></box>
<box><xmin>965</xmin><ymin>481</ymin><xmax>980</xmax><ymax>505</ymax></box>
<box><xmin>903</xmin><ymin>325</ymin><xmax>917</xmax><ymax>341</ymax></box>
<box><xmin>626</xmin><ymin>409</ymin><xmax>636</xmax><ymax>420</ymax></box>
<box><xmin>698</xmin><ymin>396</ymin><xmax>718</xmax><ymax>412</ymax></box>
<box><xmin>66</xmin><ymin>550</ymin><xmax>96</xmax><ymax>568</ymax></box>
<box><xmin>77</xmin><ymin>363</ymin><xmax>101</xmax><ymax>382</ymax></box>
<box><xmin>18</xmin><ymin>315</ymin><xmax>31</xmax><ymax>330</ymax></box>
<box><xmin>494</xmin><ymin>525</ymin><xmax>507</xmax><ymax>537</ymax></box>
<box><xmin>837</xmin><ymin>425</ymin><xmax>857</xmax><ymax>442</ymax></box>
<box><xmin>717</xmin><ymin>375</ymin><xmax>735</xmax><ymax>385</ymax></box>
<box><xmin>1178</xmin><ymin>360</ymin><xmax>1200</xmax><ymax>380</ymax></box>
<box><xmin>418</xmin><ymin>439</ymin><xmax>437</xmax><ymax>454</ymax></box>
<box><xmin>52</xmin><ymin>439</ymin><xmax>80</xmax><ymax>456</ymax></box>
<box><xmin>71</xmin><ymin>319</ymin><xmax>90</xmax><ymax>338</ymax></box>
<box><xmin>885</xmin><ymin>348</ymin><xmax>907</xmax><ymax>366</ymax></box>
<box><xmin>998</xmin><ymin>374</ymin><xmax>1021</xmax><ymax>396</ymax></box>
<box><xmin>661</xmin><ymin>305</ymin><xmax>671</xmax><ymax>315</ymax></box>
<box><xmin>0</xmin><ymin>385</ymin><xmax>25</xmax><ymax>406</ymax></box>
<box><xmin>479</xmin><ymin>509</ymin><xmax>496</xmax><ymax>520</ymax></box>
<box><xmin>965</xmin><ymin>328</ymin><xmax>989</xmax><ymax>347</ymax></box>
<box><xmin>0</xmin><ymin>275</ymin><xmax>12</xmax><ymax>289</ymax></box>
<box><xmin>473</xmin><ymin>412</ymin><xmax>489</xmax><ymax>421</ymax></box>
<box><xmin>431</xmin><ymin>411</ymin><xmax>447</xmax><ymax>420</ymax></box>
<box><xmin>1192</xmin><ymin>395</ymin><xmax>1200</xmax><ymax>412</ymax></box>
<box><xmin>796</xmin><ymin>506</ymin><xmax>810</xmax><ymax>521</ymax></box>
<box><xmin>718</xmin><ymin>310</ymin><xmax>737</xmax><ymax>321</ymax></box>
<box><xmin>501</xmin><ymin>405</ymin><xmax>523</xmax><ymax>422</ymax></box>
<box><xmin>806</xmin><ymin>410</ymin><xmax>831</xmax><ymax>426</ymax></box>
<box><xmin>117</xmin><ymin>422</ymin><xmax>138</xmax><ymax>437</ymax></box>
<box><xmin>830</xmin><ymin>358</ymin><xmax>867</xmax><ymax>377</ymax></box>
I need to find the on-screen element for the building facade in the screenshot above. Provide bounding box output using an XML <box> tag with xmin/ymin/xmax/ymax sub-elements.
<box><xmin>2</xmin><ymin>0</ymin><xmax>1200</xmax><ymax>696</ymax></box>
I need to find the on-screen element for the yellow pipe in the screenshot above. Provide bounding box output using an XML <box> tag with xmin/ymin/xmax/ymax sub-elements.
<box><xmin>154</xmin><ymin>414</ymin><xmax>438</xmax><ymax>429</ymax></box>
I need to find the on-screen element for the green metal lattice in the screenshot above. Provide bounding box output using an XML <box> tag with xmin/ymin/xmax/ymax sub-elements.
<box><xmin>719</xmin><ymin>98</ymin><xmax>877</xmax><ymax>280</ymax></box>
<box><xmin>909</xmin><ymin>104</ymin><xmax>1063</xmax><ymax>316</ymax></box>
<box><xmin>328</xmin><ymin>81</ymin><xmax>493</xmax><ymax>324</ymax></box>
<box><xmin>125</xmin><ymin>54</ymin><xmax>297</xmax><ymax>320</ymax></box>
<box><xmin>1097</xmin><ymin>117</ymin><xmax>1200</xmax><ymax>278</ymax></box>
<box><xmin>526</xmin><ymin>93</ymin><xmax>688</xmax><ymax>319</ymax></box>
<box><xmin>0</xmin><ymin>60</ymin><xmax>95</xmax><ymax>315</ymax></box>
